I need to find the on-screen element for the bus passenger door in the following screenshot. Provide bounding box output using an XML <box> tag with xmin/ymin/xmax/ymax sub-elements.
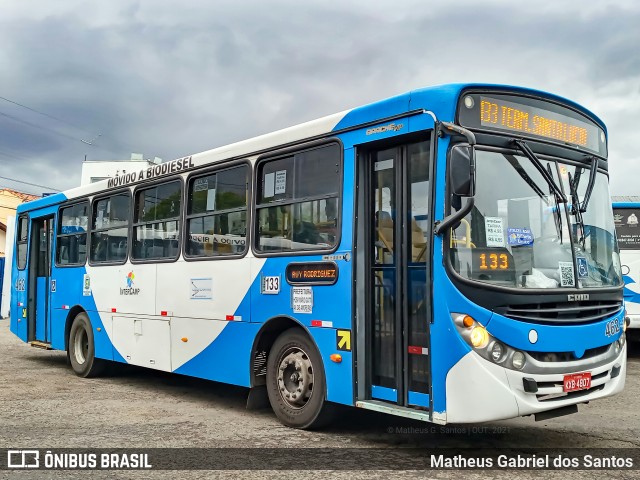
<box><xmin>360</xmin><ymin>138</ymin><xmax>433</xmax><ymax>411</ymax></box>
<box><xmin>28</xmin><ymin>216</ymin><xmax>54</xmax><ymax>344</ymax></box>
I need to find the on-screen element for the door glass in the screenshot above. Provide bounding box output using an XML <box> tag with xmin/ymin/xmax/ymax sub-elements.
<box><xmin>407</xmin><ymin>141</ymin><xmax>430</xmax><ymax>395</ymax></box>
<box><xmin>36</xmin><ymin>219</ymin><xmax>53</xmax><ymax>277</ymax></box>
<box><xmin>372</xmin><ymin>148</ymin><xmax>397</xmax><ymax>389</ymax></box>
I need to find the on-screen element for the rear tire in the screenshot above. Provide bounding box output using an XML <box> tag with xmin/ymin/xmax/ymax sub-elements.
<box><xmin>68</xmin><ymin>312</ymin><xmax>106</xmax><ymax>378</ymax></box>
<box><xmin>266</xmin><ymin>328</ymin><xmax>335</xmax><ymax>429</ymax></box>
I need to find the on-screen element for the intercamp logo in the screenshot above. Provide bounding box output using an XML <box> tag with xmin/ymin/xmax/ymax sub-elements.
<box><xmin>7</xmin><ymin>450</ymin><xmax>39</xmax><ymax>468</ymax></box>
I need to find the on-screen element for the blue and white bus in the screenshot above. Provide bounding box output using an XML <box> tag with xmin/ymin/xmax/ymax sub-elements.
<box><xmin>612</xmin><ymin>196</ymin><xmax>640</xmax><ymax>336</ymax></box>
<box><xmin>10</xmin><ymin>84</ymin><xmax>627</xmax><ymax>428</ymax></box>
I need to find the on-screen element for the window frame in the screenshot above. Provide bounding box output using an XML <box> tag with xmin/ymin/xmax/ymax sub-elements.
<box><xmin>16</xmin><ymin>214</ymin><xmax>29</xmax><ymax>271</ymax></box>
<box><xmin>252</xmin><ymin>139</ymin><xmax>343</xmax><ymax>257</ymax></box>
<box><xmin>130</xmin><ymin>176</ymin><xmax>184</xmax><ymax>264</ymax></box>
<box><xmin>55</xmin><ymin>200</ymin><xmax>90</xmax><ymax>268</ymax></box>
<box><xmin>183</xmin><ymin>159</ymin><xmax>251</xmax><ymax>262</ymax></box>
<box><xmin>88</xmin><ymin>188</ymin><xmax>132</xmax><ymax>266</ymax></box>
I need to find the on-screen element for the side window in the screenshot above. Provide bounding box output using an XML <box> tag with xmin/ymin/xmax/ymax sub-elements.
<box><xmin>132</xmin><ymin>180</ymin><xmax>182</xmax><ymax>260</ymax></box>
<box><xmin>90</xmin><ymin>193</ymin><xmax>130</xmax><ymax>263</ymax></box>
<box><xmin>16</xmin><ymin>216</ymin><xmax>28</xmax><ymax>270</ymax></box>
<box><xmin>186</xmin><ymin>165</ymin><xmax>248</xmax><ymax>257</ymax></box>
<box><xmin>255</xmin><ymin>143</ymin><xmax>341</xmax><ymax>253</ymax></box>
<box><xmin>57</xmin><ymin>202</ymin><xmax>89</xmax><ymax>266</ymax></box>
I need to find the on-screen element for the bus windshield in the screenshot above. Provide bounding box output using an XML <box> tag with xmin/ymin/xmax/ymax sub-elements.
<box><xmin>450</xmin><ymin>150</ymin><xmax>622</xmax><ymax>289</ymax></box>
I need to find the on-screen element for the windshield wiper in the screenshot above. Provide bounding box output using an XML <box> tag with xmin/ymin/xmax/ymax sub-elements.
<box><xmin>578</xmin><ymin>156</ymin><xmax>598</xmax><ymax>213</ymax></box>
<box><xmin>513</xmin><ymin>139</ymin><xmax>567</xmax><ymax>243</ymax></box>
<box><xmin>513</xmin><ymin>140</ymin><xmax>567</xmax><ymax>204</ymax></box>
<box><xmin>503</xmin><ymin>154</ymin><xmax>549</xmax><ymax>205</ymax></box>
<box><xmin>568</xmin><ymin>170</ymin><xmax>586</xmax><ymax>248</ymax></box>
<box><xmin>547</xmin><ymin>163</ymin><xmax>564</xmax><ymax>243</ymax></box>
<box><xmin>568</xmin><ymin>156</ymin><xmax>597</xmax><ymax>248</ymax></box>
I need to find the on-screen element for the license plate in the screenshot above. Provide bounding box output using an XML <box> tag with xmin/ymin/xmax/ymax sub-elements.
<box><xmin>563</xmin><ymin>372</ymin><xmax>592</xmax><ymax>392</ymax></box>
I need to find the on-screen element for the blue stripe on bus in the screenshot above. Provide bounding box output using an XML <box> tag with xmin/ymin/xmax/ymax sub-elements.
<box><xmin>612</xmin><ymin>202</ymin><xmax>640</xmax><ymax>208</ymax></box>
<box><xmin>485</xmin><ymin>309</ymin><xmax>624</xmax><ymax>356</ymax></box>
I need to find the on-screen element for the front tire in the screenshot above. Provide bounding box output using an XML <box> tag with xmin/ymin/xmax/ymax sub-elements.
<box><xmin>68</xmin><ymin>312</ymin><xmax>106</xmax><ymax>378</ymax></box>
<box><xmin>266</xmin><ymin>328</ymin><xmax>334</xmax><ymax>429</ymax></box>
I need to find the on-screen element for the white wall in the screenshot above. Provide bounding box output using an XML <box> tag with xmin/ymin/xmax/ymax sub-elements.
<box><xmin>2</xmin><ymin>215</ymin><xmax>15</xmax><ymax>318</ymax></box>
<box><xmin>80</xmin><ymin>160</ymin><xmax>156</xmax><ymax>186</ymax></box>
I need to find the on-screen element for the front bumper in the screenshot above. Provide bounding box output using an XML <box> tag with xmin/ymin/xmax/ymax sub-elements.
<box><xmin>444</xmin><ymin>344</ymin><xmax>626</xmax><ymax>423</ymax></box>
<box><xmin>627</xmin><ymin>314</ymin><xmax>640</xmax><ymax>330</ymax></box>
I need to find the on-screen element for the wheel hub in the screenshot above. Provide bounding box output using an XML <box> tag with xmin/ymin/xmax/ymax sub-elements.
<box><xmin>277</xmin><ymin>350</ymin><xmax>314</xmax><ymax>408</ymax></box>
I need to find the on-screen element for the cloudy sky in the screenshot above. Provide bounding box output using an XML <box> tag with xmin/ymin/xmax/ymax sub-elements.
<box><xmin>1</xmin><ymin>0</ymin><xmax>639</xmax><ymax>195</ymax></box>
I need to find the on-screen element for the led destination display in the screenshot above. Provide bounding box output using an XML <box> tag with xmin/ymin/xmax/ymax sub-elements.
<box><xmin>458</xmin><ymin>93</ymin><xmax>606</xmax><ymax>156</ymax></box>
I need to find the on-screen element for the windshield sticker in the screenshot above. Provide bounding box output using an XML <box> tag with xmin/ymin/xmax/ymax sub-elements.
<box><xmin>193</xmin><ymin>178</ymin><xmax>208</xmax><ymax>192</ymax></box>
<box><xmin>577</xmin><ymin>257</ymin><xmax>589</xmax><ymax>278</ymax></box>
<box><xmin>507</xmin><ymin>228</ymin><xmax>533</xmax><ymax>246</ymax></box>
<box><xmin>275</xmin><ymin>170</ymin><xmax>287</xmax><ymax>195</ymax></box>
<box><xmin>558</xmin><ymin>261</ymin><xmax>575</xmax><ymax>287</ymax></box>
<box><xmin>485</xmin><ymin>217</ymin><xmax>505</xmax><ymax>247</ymax></box>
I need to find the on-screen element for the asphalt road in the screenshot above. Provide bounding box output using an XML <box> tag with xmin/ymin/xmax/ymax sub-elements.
<box><xmin>1</xmin><ymin>318</ymin><xmax>638</xmax><ymax>479</ymax></box>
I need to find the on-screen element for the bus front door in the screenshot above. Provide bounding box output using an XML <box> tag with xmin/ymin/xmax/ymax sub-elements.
<box><xmin>364</xmin><ymin>140</ymin><xmax>433</xmax><ymax>410</ymax></box>
<box><xmin>28</xmin><ymin>216</ymin><xmax>54</xmax><ymax>344</ymax></box>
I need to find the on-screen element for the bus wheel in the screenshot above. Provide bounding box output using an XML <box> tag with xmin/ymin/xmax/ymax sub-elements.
<box><xmin>68</xmin><ymin>313</ymin><xmax>106</xmax><ymax>378</ymax></box>
<box><xmin>266</xmin><ymin>328</ymin><xmax>334</xmax><ymax>429</ymax></box>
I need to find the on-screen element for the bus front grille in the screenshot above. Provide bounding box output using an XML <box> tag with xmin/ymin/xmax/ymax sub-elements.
<box><xmin>497</xmin><ymin>301</ymin><xmax>622</xmax><ymax>325</ymax></box>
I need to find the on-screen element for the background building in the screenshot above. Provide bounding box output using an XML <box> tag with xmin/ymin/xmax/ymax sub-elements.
<box><xmin>80</xmin><ymin>153</ymin><xmax>162</xmax><ymax>186</ymax></box>
<box><xmin>0</xmin><ymin>188</ymin><xmax>40</xmax><ymax>257</ymax></box>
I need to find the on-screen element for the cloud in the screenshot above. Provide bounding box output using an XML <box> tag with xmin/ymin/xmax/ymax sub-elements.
<box><xmin>0</xmin><ymin>0</ymin><xmax>639</xmax><ymax>194</ymax></box>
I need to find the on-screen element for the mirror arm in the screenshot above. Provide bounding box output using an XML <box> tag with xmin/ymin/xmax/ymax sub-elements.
<box><xmin>434</xmin><ymin>197</ymin><xmax>475</xmax><ymax>236</ymax></box>
<box><xmin>439</xmin><ymin>122</ymin><xmax>476</xmax><ymax>145</ymax></box>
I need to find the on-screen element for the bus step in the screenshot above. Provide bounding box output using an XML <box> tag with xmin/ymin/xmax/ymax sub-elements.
<box><xmin>29</xmin><ymin>341</ymin><xmax>52</xmax><ymax>350</ymax></box>
<box><xmin>356</xmin><ymin>400</ymin><xmax>431</xmax><ymax>423</ymax></box>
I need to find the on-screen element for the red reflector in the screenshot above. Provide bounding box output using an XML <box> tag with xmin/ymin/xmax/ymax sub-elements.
<box><xmin>408</xmin><ymin>346</ymin><xmax>421</xmax><ymax>354</ymax></box>
<box><xmin>226</xmin><ymin>315</ymin><xmax>234</xmax><ymax>321</ymax></box>
<box><xmin>311</xmin><ymin>320</ymin><xmax>322</xmax><ymax>327</ymax></box>
<box><xmin>161</xmin><ymin>311</ymin><xmax>168</xmax><ymax>316</ymax></box>
<box><xmin>111</xmin><ymin>308</ymin><xmax>117</xmax><ymax>313</ymax></box>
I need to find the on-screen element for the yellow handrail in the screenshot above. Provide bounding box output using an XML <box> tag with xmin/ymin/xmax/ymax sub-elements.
<box><xmin>450</xmin><ymin>218</ymin><xmax>472</xmax><ymax>248</ymax></box>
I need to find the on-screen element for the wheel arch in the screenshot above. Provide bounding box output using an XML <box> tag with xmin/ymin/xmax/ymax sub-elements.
<box><xmin>64</xmin><ymin>305</ymin><xmax>87</xmax><ymax>351</ymax></box>
<box><xmin>249</xmin><ymin>316</ymin><xmax>325</xmax><ymax>391</ymax></box>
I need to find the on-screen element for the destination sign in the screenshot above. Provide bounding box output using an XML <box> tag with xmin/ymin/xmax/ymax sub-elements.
<box><xmin>286</xmin><ymin>262</ymin><xmax>338</xmax><ymax>285</ymax></box>
<box><xmin>458</xmin><ymin>93</ymin><xmax>606</xmax><ymax>156</ymax></box>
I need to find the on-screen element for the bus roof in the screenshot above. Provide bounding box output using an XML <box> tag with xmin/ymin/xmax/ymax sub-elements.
<box><xmin>18</xmin><ymin>83</ymin><xmax>607</xmax><ymax>214</ymax></box>
<box><xmin>612</xmin><ymin>195</ymin><xmax>640</xmax><ymax>208</ymax></box>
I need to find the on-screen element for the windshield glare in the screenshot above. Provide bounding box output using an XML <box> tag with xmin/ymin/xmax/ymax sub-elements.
<box><xmin>450</xmin><ymin>150</ymin><xmax>621</xmax><ymax>289</ymax></box>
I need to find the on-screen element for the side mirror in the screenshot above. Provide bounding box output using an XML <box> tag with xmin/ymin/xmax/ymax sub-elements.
<box><xmin>449</xmin><ymin>144</ymin><xmax>476</xmax><ymax>198</ymax></box>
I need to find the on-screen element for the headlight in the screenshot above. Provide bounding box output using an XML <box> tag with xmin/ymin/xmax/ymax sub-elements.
<box><xmin>490</xmin><ymin>342</ymin><xmax>504</xmax><ymax>363</ymax></box>
<box><xmin>512</xmin><ymin>351</ymin><xmax>526</xmax><ymax>370</ymax></box>
<box><xmin>470</xmin><ymin>326</ymin><xmax>489</xmax><ymax>348</ymax></box>
<box><xmin>452</xmin><ymin>313</ymin><xmax>526</xmax><ymax>371</ymax></box>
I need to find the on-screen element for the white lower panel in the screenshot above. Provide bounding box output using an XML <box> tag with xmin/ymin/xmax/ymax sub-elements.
<box><xmin>112</xmin><ymin>316</ymin><xmax>172</xmax><ymax>371</ymax></box>
<box><xmin>627</xmin><ymin>314</ymin><xmax>640</xmax><ymax>329</ymax></box>
<box><xmin>445</xmin><ymin>351</ymin><xmax>519</xmax><ymax>423</ymax></box>
<box><xmin>445</xmin><ymin>346</ymin><xmax>626</xmax><ymax>423</ymax></box>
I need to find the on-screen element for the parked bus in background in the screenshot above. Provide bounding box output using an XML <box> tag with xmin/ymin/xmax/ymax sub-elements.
<box><xmin>10</xmin><ymin>84</ymin><xmax>627</xmax><ymax>429</ymax></box>
<box><xmin>612</xmin><ymin>196</ymin><xmax>640</xmax><ymax>339</ymax></box>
